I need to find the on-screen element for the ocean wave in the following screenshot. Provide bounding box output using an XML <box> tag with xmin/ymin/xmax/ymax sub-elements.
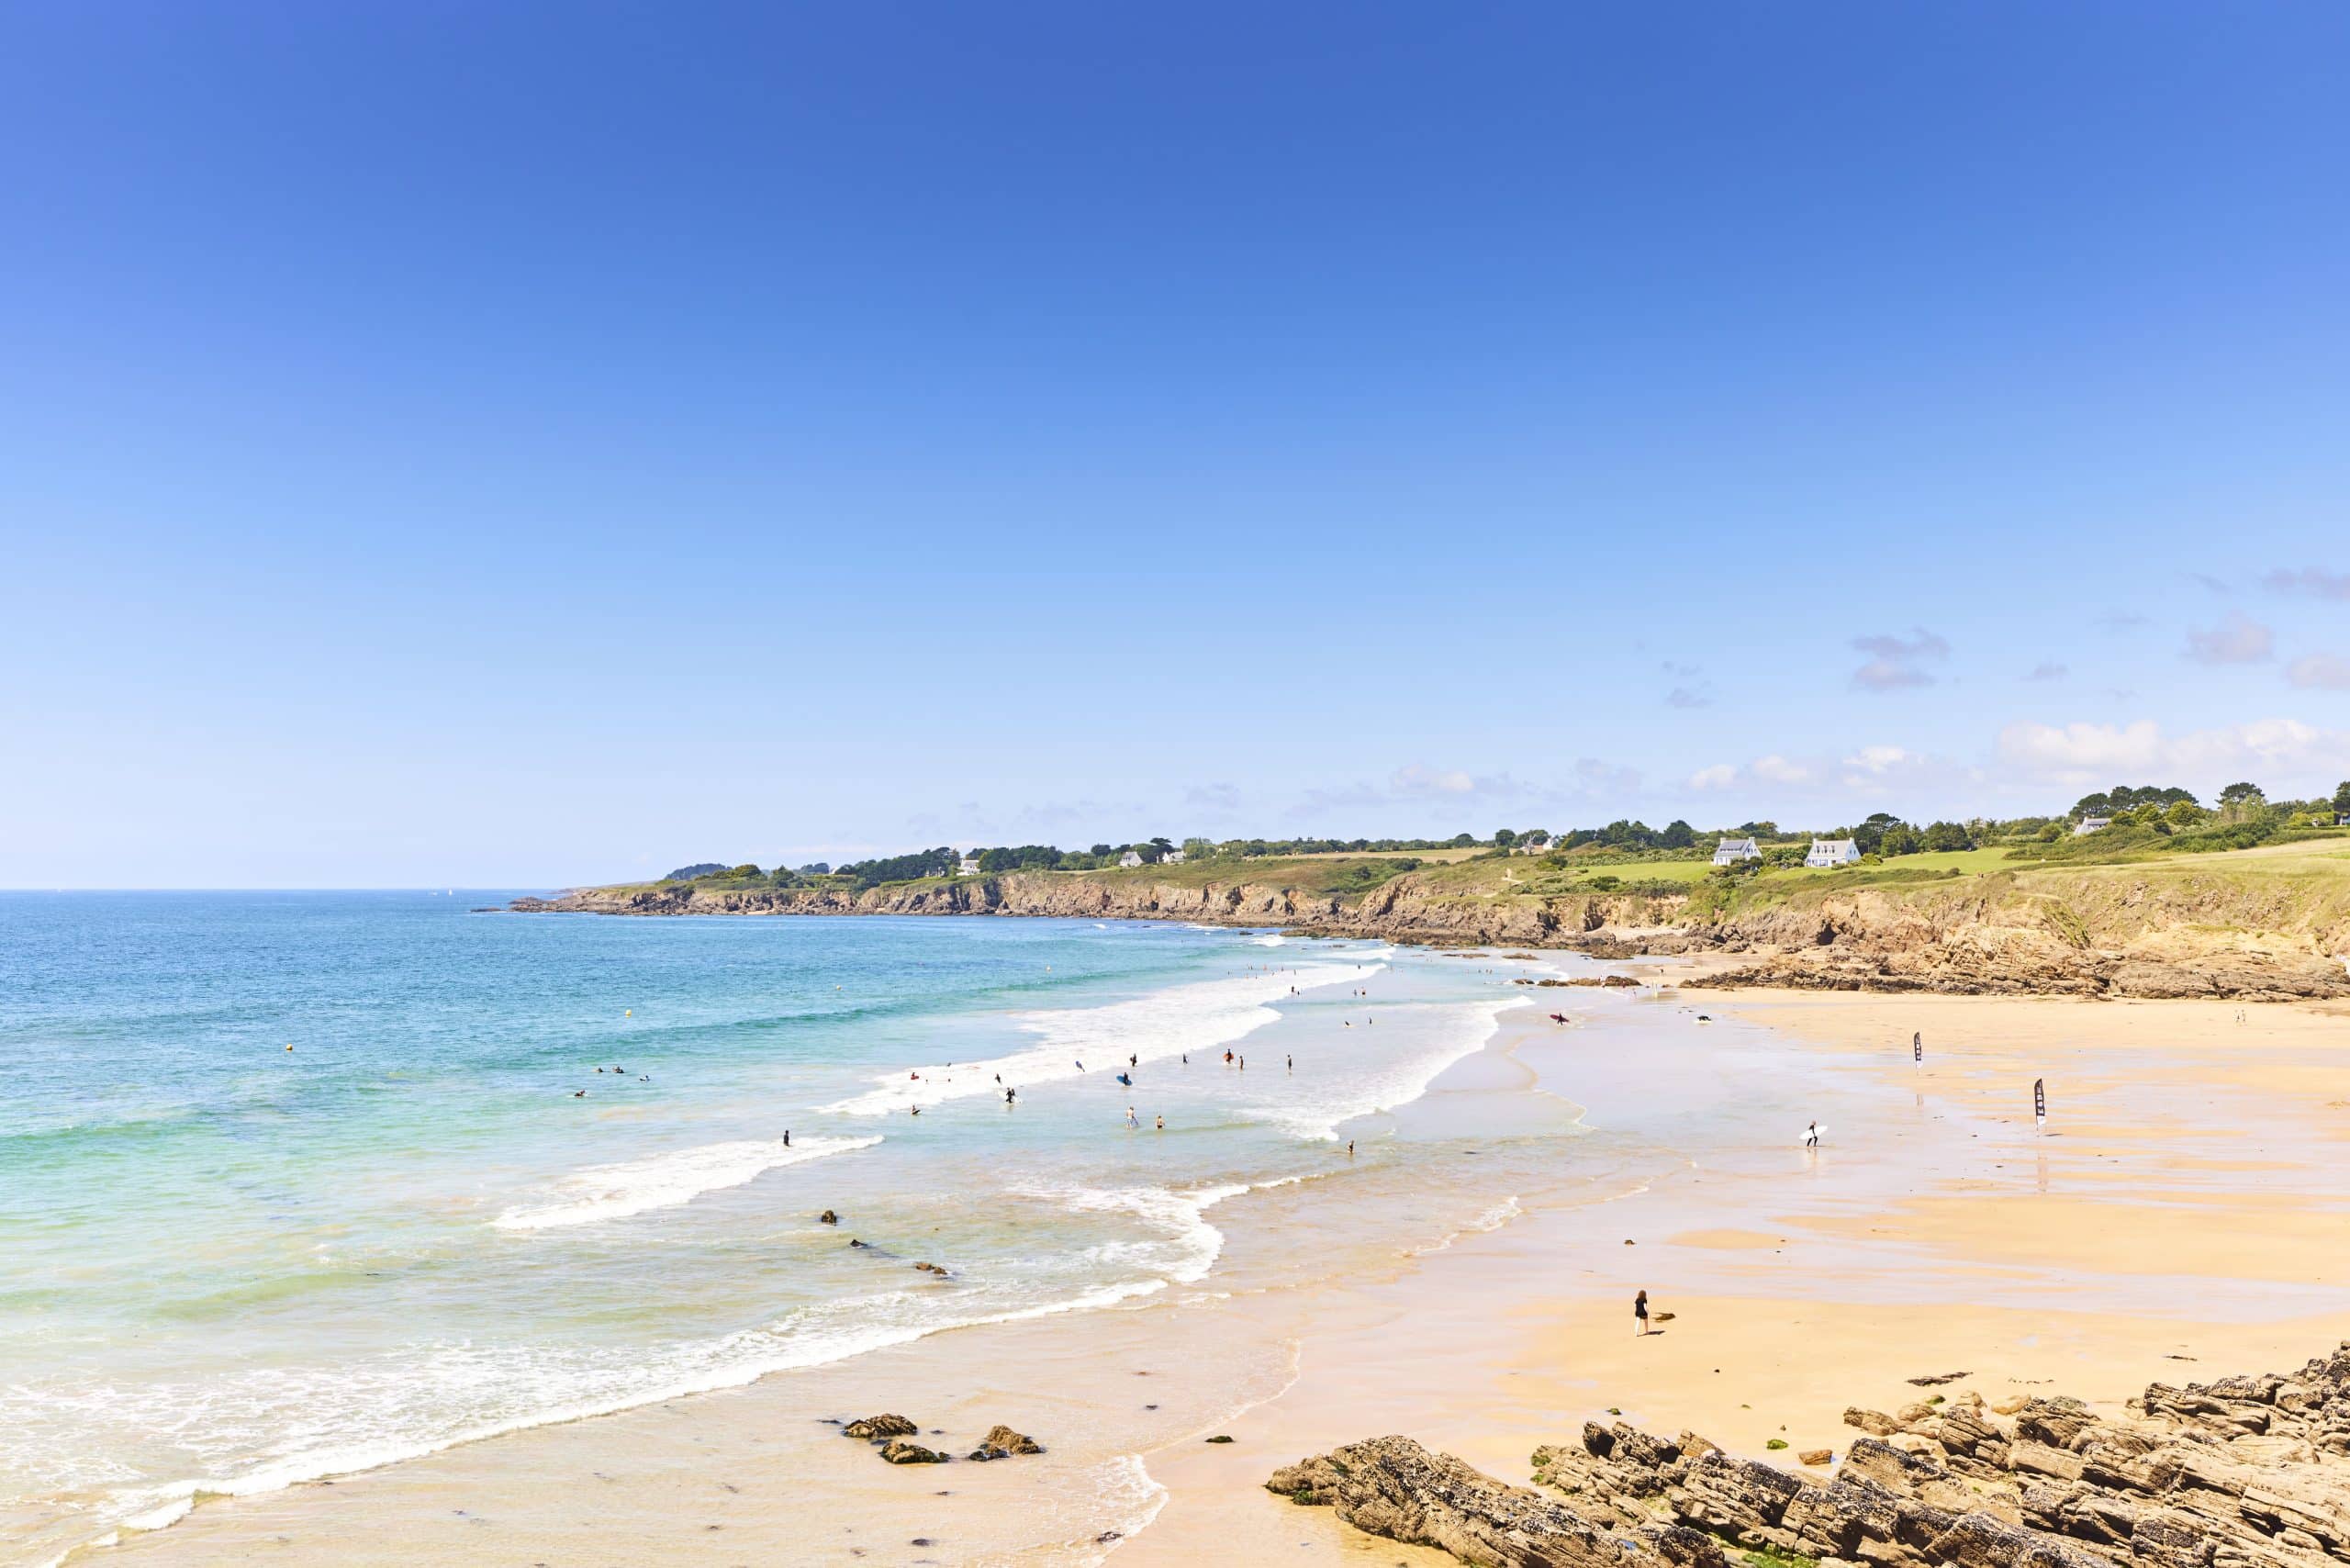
<box><xmin>822</xmin><ymin>960</ymin><xmax>1378</xmax><ymax>1116</ymax></box>
<box><xmin>1242</xmin><ymin>996</ymin><xmax>1514</xmax><ymax>1141</ymax></box>
<box><xmin>489</xmin><ymin>1135</ymin><xmax>882</xmax><ymax>1230</ymax></box>
<box><xmin>42</xmin><ymin>1262</ymin><xmax>1200</xmax><ymax>1566</ymax></box>
<box><xmin>1024</xmin><ymin>1181</ymin><xmax>1250</xmax><ymax>1287</ymax></box>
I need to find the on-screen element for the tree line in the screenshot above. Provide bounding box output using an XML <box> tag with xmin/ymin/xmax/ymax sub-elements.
<box><xmin>662</xmin><ymin>778</ymin><xmax>2350</xmax><ymax>890</ymax></box>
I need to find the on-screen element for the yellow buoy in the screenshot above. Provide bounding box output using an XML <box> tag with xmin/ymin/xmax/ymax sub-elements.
<box><xmin>624</xmin><ymin>1009</ymin><xmax>632</xmax><ymax>1017</ymax></box>
<box><xmin>285</xmin><ymin>1044</ymin><xmax>294</xmax><ymax>1051</ymax></box>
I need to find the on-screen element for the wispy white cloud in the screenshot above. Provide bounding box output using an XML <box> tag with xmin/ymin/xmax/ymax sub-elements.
<box><xmin>1997</xmin><ymin>716</ymin><xmax>2350</xmax><ymax>784</ymax></box>
<box><xmin>2287</xmin><ymin>655</ymin><xmax>2350</xmax><ymax>691</ymax></box>
<box><xmin>1841</xmin><ymin>745</ymin><xmax>1915</xmax><ymax>775</ymax></box>
<box><xmin>1850</xmin><ymin>629</ymin><xmax>1950</xmax><ymax>690</ymax></box>
<box><xmin>1687</xmin><ymin>763</ymin><xmax>1737</xmax><ymax>790</ymax></box>
<box><xmin>2264</xmin><ymin>566</ymin><xmax>2350</xmax><ymax>599</ymax></box>
<box><xmin>1390</xmin><ymin>763</ymin><xmax>1478</xmax><ymax>797</ymax></box>
<box><xmin>1183</xmin><ymin>781</ymin><xmax>1244</xmax><ymax>812</ymax></box>
<box><xmin>2025</xmin><ymin>661</ymin><xmax>2067</xmax><ymax>682</ymax></box>
<box><xmin>2184</xmin><ymin>611</ymin><xmax>2274</xmax><ymax>666</ymax></box>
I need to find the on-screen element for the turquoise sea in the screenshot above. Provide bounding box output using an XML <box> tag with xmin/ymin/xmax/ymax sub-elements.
<box><xmin>0</xmin><ymin>893</ymin><xmax>1528</xmax><ymax>1559</ymax></box>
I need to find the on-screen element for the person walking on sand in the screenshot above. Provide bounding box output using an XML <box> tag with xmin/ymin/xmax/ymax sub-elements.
<box><xmin>1634</xmin><ymin>1290</ymin><xmax>1651</xmax><ymax>1337</ymax></box>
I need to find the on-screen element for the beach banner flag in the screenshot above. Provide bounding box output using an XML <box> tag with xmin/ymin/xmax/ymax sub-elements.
<box><xmin>1913</xmin><ymin>1031</ymin><xmax>1922</xmax><ymax>1065</ymax></box>
<box><xmin>2033</xmin><ymin>1077</ymin><xmax>2046</xmax><ymax>1129</ymax></box>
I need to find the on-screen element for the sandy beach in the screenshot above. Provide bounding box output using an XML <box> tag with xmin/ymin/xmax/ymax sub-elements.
<box><xmin>89</xmin><ymin>976</ymin><xmax>2350</xmax><ymax>1566</ymax></box>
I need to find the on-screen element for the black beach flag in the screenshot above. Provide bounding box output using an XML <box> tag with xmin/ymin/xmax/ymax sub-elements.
<box><xmin>1913</xmin><ymin>1032</ymin><xmax>1922</xmax><ymax>1065</ymax></box>
<box><xmin>2033</xmin><ymin>1077</ymin><xmax>2046</xmax><ymax>1128</ymax></box>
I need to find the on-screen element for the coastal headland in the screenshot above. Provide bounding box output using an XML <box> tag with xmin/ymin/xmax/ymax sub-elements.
<box><xmin>512</xmin><ymin>835</ymin><xmax>2350</xmax><ymax>1001</ymax></box>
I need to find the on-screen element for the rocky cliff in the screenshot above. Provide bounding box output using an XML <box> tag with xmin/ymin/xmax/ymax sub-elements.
<box><xmin>506</xmin><ymin>872</ymin><xmax>1695</xmax><ymax>950</ymax></box>
<box><xmin>509</xmin><ymin>863</ymin><xmax>2350</xmax><ymax>1001</ymax></box>
<box><xmin>1270</xmin><ymin>1339</ymin><xmax>2350</xmax><ymax>1568</ymax></box>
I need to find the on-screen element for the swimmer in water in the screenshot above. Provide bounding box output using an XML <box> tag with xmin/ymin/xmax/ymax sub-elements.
<box><xmin>1125</xmin><ymin>1106</ymin><xmax>1138</xmax><ymax>1129</ymax></box>
<box><xmin>1155</xmin><ymin>1114</ymin><xmax>1164</xmax><ymax>1130</ymax></box>
<box><xmin>574</xmin><ymin>1089</ymin><xmax>587</xmax><ymax>1098</ymax></box>
<box><xmin>1005</xmin><ymin>1086</ymin><xmax>1016</xmax><ymax>1103</ymax></box>
<box><xmin>784</xmin><ymin>1130</ymin><xmax>790</xmax><ymax>1146</ymax></box>
<box><xmin>1286</xmin><ymin>1054</ymin><xmax>1292</xmax><ymax>1071</ymax></box>
<box><xmin>1346</xmin><ymin>1140</ymin><xmax>1355</xmax><ymax>1158</ymax></box>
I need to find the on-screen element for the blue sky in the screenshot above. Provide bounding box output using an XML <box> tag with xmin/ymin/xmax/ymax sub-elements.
<box><xmin>5</xmin><ymin>3</ymin><xmax>2347</xmax><ymax>886</ymax></box>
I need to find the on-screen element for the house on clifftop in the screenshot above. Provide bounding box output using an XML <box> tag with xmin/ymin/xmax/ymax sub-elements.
<box><xmin>1712</xmin><ymin>837</ymin><xmax>1762</xmax><ymax>866</ymax></box>
<box><xmin>1805</xmin><ymin>838</ymin><xmax>1862</xmax><ymax>868</ymax></box>
<box><xmin>1118</xmin><ymin>850</ymin><xmax>1145</xmax><ymax>868</ymax></box>
<box><xmin>956</xmin><ymin>853</ymin><xmax>982</xmax><ymax>876</ymax></box>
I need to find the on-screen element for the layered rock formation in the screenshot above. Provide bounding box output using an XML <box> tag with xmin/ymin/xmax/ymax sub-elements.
<box><xmin>511</xmin><ymin>864</ymin><xmax>2350</xmax><ymax>1001</ymax></box>
<box><xmin>1272</xmin><ymin>1342</ymin><xmax>2350</xmax><ymax>1567</ymax></box>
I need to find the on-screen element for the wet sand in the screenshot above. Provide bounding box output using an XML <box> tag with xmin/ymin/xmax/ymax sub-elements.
<box><xmin>93</xmin><ymin>980</ymin><xmax>2350</xmax><ymax>1566</ymax></box>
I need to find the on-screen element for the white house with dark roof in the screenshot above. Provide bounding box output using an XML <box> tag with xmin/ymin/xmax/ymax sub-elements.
<box><xmin>956</xmin><ymin>853</ymin><xmax>982</xmax><ymax>876</ymax></box>
<box><xmin>1514</xmin><ymin>833</ymin><xmax>1553</xmax><ymax>856</ymax></box>
<box><xmin>1712</xmin><ymin>836</ymin><xmax>1762</xmax><ymax>867</ymax></box>
<box><xmin>2074</xmin><ymin>816</ymin><xmax>2112</xmax><ymax>835</ymax></box>
<box><xmin>1805</xmin><ymin>838</ymin><xmax>1862</xmax><ymax>868</ymax></box>
<box><xmin>1162</xmin><ymin>848</ymin><xmax>1185</xmax><ymax>865</ymax></box>
<box><xmin>1118</xmin><ymin>850</ymin><xmax>1145</xmax><ymax>868</ymax></box>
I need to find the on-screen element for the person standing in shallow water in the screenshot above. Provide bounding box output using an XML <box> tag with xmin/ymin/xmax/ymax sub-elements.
<box><xmin>1633</xmin><ymin>1289</ymin><xmax>1651</xmax><ymax>1336</ymax></box>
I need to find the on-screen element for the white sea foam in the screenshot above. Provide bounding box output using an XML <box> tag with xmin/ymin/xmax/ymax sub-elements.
<box><xmin>1083</xmin><ymin>1453</ymin><xmax>1169</xmax><ymax>1565</ymax></box>
<box><xmin>1027</xmin><ymin>1181</ymin><xmax>1250</xmax><ymax>1286</ymax></box>
<box><xmin>1243</xmin><ymin>996</ymin><xmax>1514</xmax><ymax>1141</ymax></box>
<box><xmin>52</xmin><ymin>1268</ymin><xmax>1201</xmax><ymax>1564</ymax></box>
<box><xmin>822</xmin><ymin>960</ymin><xmax>1375</xmax><ymax>1115</ymax></box>
<box><xmin>490</xmin><ymin>1135</ymin><xmax>882</xmax><ymax>1230</ymax></box>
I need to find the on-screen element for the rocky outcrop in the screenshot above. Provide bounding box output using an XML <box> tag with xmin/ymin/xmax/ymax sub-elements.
<box><xmin>1684</xmin><ymin>882</ymin><xmax>2350</xmax><ymax>1001</ymax></box>
<box><xmin>968</xmin><ymin>1424</ymin><xmax>1043</xmax><ymax>1462</ymax></box>
<box><xmin>506</xmin><ymin>874</ymin><xmax>1695</xmax><ymax>953</ymax></box>
<box><xmin>1282</xmin><ymin>1342</ymin><xmax>2350</xmax><ymax>1568</ymax></box>
<box><xmin>878</xmin><ymin>1439</ymin><xmax>946</xmax><ymax>1464</ymax></box>
<box><xmin>842</xmin><ymin>1413</ymin><xmax>917</xmax><ymax>1442</ymax></box>
<box><xmin>1268</xmin><ymin>1436</ymin><xmax>1722</xmax><ymax>1568</ymax></box>
<box><xmin>511</xmin><ymin>861</ymin><xmax>2350</xmax><ymax>1002</ymax></box>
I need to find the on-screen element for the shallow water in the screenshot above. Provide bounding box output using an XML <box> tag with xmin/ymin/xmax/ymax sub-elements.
<box><xmin>0</xmin><ymin>894</ymin><xmax>1554</xmax><ymax>1562</ymax></box>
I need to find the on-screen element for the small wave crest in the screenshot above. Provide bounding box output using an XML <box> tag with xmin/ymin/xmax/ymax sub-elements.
<box><xmin>490</xmin><ymin>1136</ymin><xmax>881</xmax><ymax>1231</ymax></box>
<box><xmin>822</xmin><ymin>961</ymin><xmax>1375</xmax><ymax>1116</ymax></box>
<box><xmin>1244</xmin><ymin>996</ymin><xmax>1513</xmax><ymax>1141</ymax></box>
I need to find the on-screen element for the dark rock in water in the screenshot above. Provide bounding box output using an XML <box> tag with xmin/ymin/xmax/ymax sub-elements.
<box><xmin>913</xmin><ymin>1260</ymin><xmax>950</xmax><ymax>1276</ymax></box>
<box><xmin>878</xmin><ymin>1439</ymin><xmax>946</xmax><ymax>1465</ymax></box>
<box><xmin>966</xmin><ymin>1424</ymin><xmax>1043</xmax><ymax>1462</ymax></box>
<box><xmin>818</xmin><ymin>1209</ymin><xmax>839</xmax><ymax>1225</ymax></box>
<box><xmin>1205</xmin><ymin>1435</ymin><xmax>1234</xmax><ymax>1444</ymax></box>
<box><xmin>848</xmin><ymin>1238</ymin><xmax>868</xmax><ymax>1249</ymax></box>
<box><xmin>844</xmin><ymin>1414</ymin><xmax>917</xmax><ymax>1442</ymax></box>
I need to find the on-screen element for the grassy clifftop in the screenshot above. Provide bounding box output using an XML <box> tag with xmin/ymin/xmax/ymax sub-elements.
<box><xmin>520</xmin><ymin>837</ymin><xmax>2350</xmax><ymax>998</ymax></box>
